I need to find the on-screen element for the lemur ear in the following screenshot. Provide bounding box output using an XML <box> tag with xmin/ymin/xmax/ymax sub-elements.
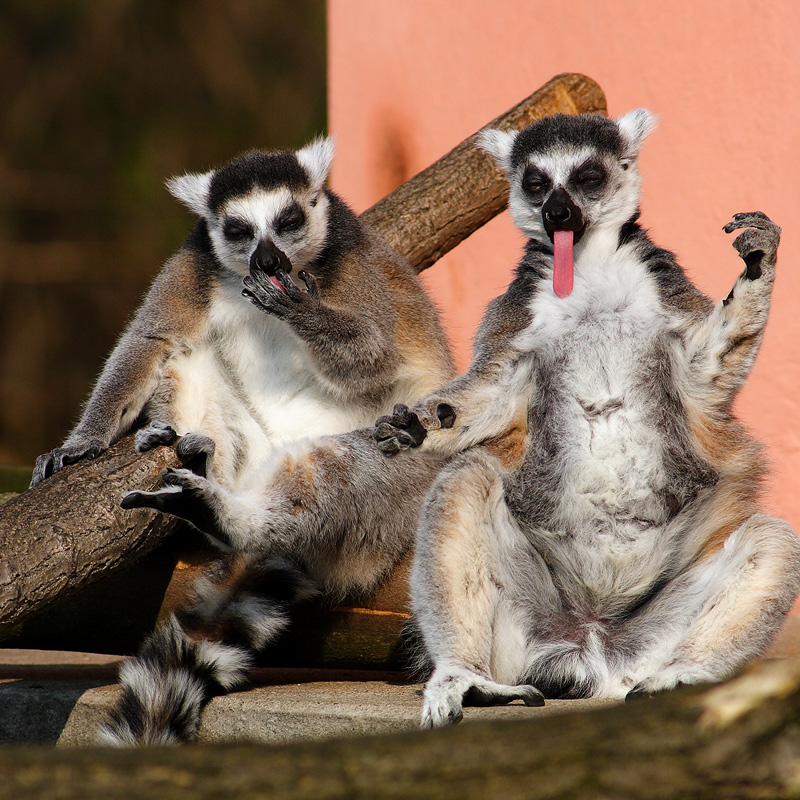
<box><xmin>616</xmin><ymin>109</ymin><xmax>658</xmax><ymax>160</ymax></box>
<box><xmin>296</xmin><ymin>135</ymin><xmax>335</xmax><ymax>191</ymax></box>
<box><xmin>166</xmin><ymin>171</ymin><xmax>214</xmax><ymax>217</ymax></box>
<box><xmin>477</xmin><ymin>128</ymin><xmax>517</xmax><ymax>173</ymax></box>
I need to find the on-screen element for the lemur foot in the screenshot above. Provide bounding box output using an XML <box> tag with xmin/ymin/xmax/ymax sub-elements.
<box><xmin>723</xmin><ymin>211</ymin><xmax>780</xmax><ymax>281</ymax></box>
<box><xmin>625</xmin><ymin>665</ymin><xmax>709</xmax><ymax>700</ymax></box>
<box><xmin>176</xmin><ymin>432</ymin><xmax>216</xmax><ymax>477</ymax></box>
<box><xmin>30</xmin><ymin>438</ymin><xmax>105</xmax><ymax>487</ymax></box>
<box><xmin>121</xmin><ymin>468</ymin><xmax>221</xmax><ymax>540</ymax></box>
<box><xmin>421</xmin><ymin>668</ymin><xmax>544</xmax><ymax>729</ymax></box>
<box><xmin>134</xmin><ymin>421</ymin><xmax>178</xmax><ymax>453</ymax></box>
<box><xmin>374</xmin><ymin>404</ymin><xmax>427</xmax><ymax>455</ymax></box>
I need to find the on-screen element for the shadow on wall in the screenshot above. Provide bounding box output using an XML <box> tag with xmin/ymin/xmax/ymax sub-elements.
<box><xmin>0</xmin><ymin>0</ymin><xmax>327</xmax><ymax>464</ymax></box>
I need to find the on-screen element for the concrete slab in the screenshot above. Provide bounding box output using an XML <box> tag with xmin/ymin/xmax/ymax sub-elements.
<box><xmin>0</xmin><ymin>672</ymin><xmax>619</xmax><ymax>747</ymax></box>
<box><xmin>2</xmin><ymin>614</ymin><xmax>799</xmax><ymax>747</ymax></box>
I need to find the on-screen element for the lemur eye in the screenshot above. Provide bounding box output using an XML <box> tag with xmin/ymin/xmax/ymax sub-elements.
<box><xmin>572</xmin><ymin>162</ymin><xmax>606</xmax><ymax>189</ymax></box>
<box><xmin>522</xmin><ymin>167</ymin><xmax>550</xmax><ymax>197</ymax></box>
<box><xmin>223</xmin><ymin>219</ymin><xmax>254</xmax><ymax>241</ymax></box>
<box><xmin>276</xmin><ymin>203</ymin><xmax>306</xmax><ymax>234</ymax></box>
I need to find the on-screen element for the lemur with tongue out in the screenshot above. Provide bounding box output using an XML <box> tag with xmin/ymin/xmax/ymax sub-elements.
<box><xmin>375</xmin><ymin>110</ymin><xmax>800</xmax><ymax>728</ymax></box>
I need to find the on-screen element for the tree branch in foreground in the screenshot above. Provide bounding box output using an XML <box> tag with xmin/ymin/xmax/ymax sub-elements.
<box><xmin>2</xmin><ymin>660</ymin><xmax>800</xmax><ymax>799</ymax></box>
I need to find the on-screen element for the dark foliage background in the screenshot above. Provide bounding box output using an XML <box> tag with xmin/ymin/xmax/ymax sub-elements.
<box><xmin>0</xmin><ymin>0</ymin><xmax>326</xmax><ymax>464</ymax></box>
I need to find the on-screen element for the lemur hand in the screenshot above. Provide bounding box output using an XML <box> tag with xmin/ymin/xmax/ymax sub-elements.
<box><xmin>723</xmin><ymin>211</ymin><xmax>780</xmax><ymax>280</ymax></box>
<box><xmin>30</xmin><ymin>437</ymin><xmax>105</xmax><ymax>487</ymax></box>
<box><xmin>242</xmin><ymin>268</ymin><xmax>321</xmax><ymax>321</ymax></box>
<box><xmin>374</xmin><ymin>404</ymin><xmax>428</xmax><ymax>455</ymax></box>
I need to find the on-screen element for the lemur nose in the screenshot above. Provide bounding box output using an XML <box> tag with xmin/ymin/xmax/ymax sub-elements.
<box><xmin>250</xmin><ymin>239</ymin><xmax>283</xmax><ymax>274</ymax></box>
<box><xmin>545</xmin><ymin>206</ymin><xmax>571</xmax><ymax>223</ymax></box>
<box><xmin>542</xmin><ymin>188</ymin><xmax>583</xmax><ymax>233</ymax></box>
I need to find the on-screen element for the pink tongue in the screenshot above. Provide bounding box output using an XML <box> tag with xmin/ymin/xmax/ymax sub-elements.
<box><xmin>553</xmin><ymin>229</ymin><xmax>574</xmax><ymax>298</ymax></box>
<box><xmin>269</xmin><ymin>274</ymin><xmax>287</xmax><ymax>294</ymax></box>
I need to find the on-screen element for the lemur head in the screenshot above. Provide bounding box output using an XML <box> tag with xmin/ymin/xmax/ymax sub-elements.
<box><xmin>167</xmin><ymin>137</ymin><xmax>335</xmax><ymax>281</ymax></box>
<box><xmin>479</xmin><ymin>110</ymin><xmax>657</xmax><ymax>296</ymax></box>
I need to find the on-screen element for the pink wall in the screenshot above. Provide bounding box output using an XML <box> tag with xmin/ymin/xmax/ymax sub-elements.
<box><xmin>328</xmin><ymin>0</ymin><xmax>800</xmax><ymax>534</ymax></box>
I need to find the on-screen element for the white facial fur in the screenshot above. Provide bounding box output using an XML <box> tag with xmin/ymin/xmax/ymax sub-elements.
<box><xmin>166</xmin><ymin>136</ymin><xmax>336</xmax><ymax>278</ymax></box>
<box><xmin>478</xmin><ymin>110</ymin><xmax>658</xmax><ymax>246</ymax></box>
<box><xmin>208</xmin><ymin>187</ymin><xmax>331</xmax><ymax>278</ymax></box>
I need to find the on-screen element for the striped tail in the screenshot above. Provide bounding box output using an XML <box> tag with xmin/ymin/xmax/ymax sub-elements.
<box><xmin>98</xmin><ymin>555</ymin><xmax>317</xmax><ymax>746</ymax></box>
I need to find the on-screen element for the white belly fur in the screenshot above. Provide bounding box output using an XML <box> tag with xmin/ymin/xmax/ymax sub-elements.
<box><xmin>165</xmin><ymin>286</ymin><xmax>375</xmax><ymax>487</ymax></box>
<box><xmin>519</xmin><ymin>238</ymin><xmax>677</xmax><ymax>603</ymax></box>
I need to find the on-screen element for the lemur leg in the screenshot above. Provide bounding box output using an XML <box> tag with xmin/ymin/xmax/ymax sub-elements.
<box><xmin>121</xmin><ymin>464</ymin><xmax>272</xmax><ymax>551</ymax></box>
<box><xmin>619</xmin><ymin>513</ymin><xmax>800</xmax><ymax>695</ymax></box>
<box><xmin>98</xmin><ymin>553</ymin><xmax>317</xmax><ymax>746</ymax></box>
<box><xmin>122</xmin><ymin>433</ymin><xmax>265</xmax><ymax>549</ymax></box>
<box><xmin>682</xmin><ymin>212</ymin><xmax>780</xmax><ymax>408</ymax></box>
<box><xmin>412</xmin><ymin>451</ymin><xmax>546</xmax><ymax>729</ymax></box>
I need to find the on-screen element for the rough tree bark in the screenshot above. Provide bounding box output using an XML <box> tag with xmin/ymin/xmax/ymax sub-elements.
<box><xmin>2</xmin><ymin>660</ymin><xmax>800</xmax><ymax>799</ymax></box>
<box><xmin>363</xmin><ymin>72</ymin><xmax>607</xmax><ymax>273</ymax></box>
<box><xmin>0</xmin><ymin>73</ymin><xmax>606</xmax><ymax>647</ymax></box>
<box><xmin>0</xmin><ymin>441</ymin><xmax>182</xmax><ymax>639</ymax></box>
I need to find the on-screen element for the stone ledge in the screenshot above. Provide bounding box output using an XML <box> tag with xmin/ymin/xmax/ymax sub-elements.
<box><xmin>0</xmin><ymin>668</ymin><xmax>617</xmax><ymax>747</ymax></box>
<box><xmin>2</xmin><ymin>613</ymin><xmax>798</xmax><ymax>747</ymax></box>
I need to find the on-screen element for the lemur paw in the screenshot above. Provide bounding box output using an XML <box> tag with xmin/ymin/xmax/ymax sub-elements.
<box><xmin>374</xmin><ymin>403</ymin><xmax>427</xmax><ymax>455</ymax></box>
<box><xmin>30</xmin><ymin>438</ymin><xmax>105</xmax><ymax>487</ymax></box>
<box><xmin>121</xmin><ymin>467</ymin><xmax>204</xmax><ymax>510</ymax></box>
<box><xmin>463</xmin><ymin>682</ymin><xmax>545</xmax><ymax>709</ymax></box>
<box><xmin>625</xmin><ymin>679</ymin><xmax>685</xmax><ymax>701</ymax></box>
<box><xmin>176</xmin><ymin>432</ymin><xmax>216</xmax><ymax>477</ymax></box>
<box><xmin>421</xmin><ymin>670</ymin><xmax>544</xmax><ymax>729</ymax></box>
<box><xmin>242</xmin><ymin>265</ymin><xmax>320</xmax><ymax>320</ymax></box>
<box><xmin>723</xmin><ymin>211</ymin><xmax>780</xmax><ymax>281</ymax></box>
<box><xmin>421</xmin><ymin>676</ymin><xmax>466</xmax><ymax>729</ymax></box>
<box><xmin>134</xmin><ymin>421</ymin><xmax>178</xmax><ymax>453</ymax></box>
<box><xmin>121</xmin><ymin>468</ymin><xmax>222</xmax><ymax>541</ymax></box>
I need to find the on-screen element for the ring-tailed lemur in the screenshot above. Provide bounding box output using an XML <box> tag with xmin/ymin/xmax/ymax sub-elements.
<box><xmin>30</xmin><ymin>138</ymin><xmax>453</xmax><ymax>490</ymax></box>
<box><xmin>375</xmin><ymin>110</ymin><xmax>800</xmax><ymax>728</ymax></box>
<box><xmin>86</xmin><ymin>141</ymin><xmax>454</xmax><ymax>746</ymax></box>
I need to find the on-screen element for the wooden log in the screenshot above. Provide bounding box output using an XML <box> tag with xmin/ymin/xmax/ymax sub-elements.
<box><xmin>0</xmin><ymin>439</ymin><xmax>180</xmax><ymax>639</ymax></box>
<box><xmin>0</xmin><ymin>73</ymin><xmax>606</xmax><ymax>653</ymax></box>
<box><xmin>1</xmin><ymin>660</ymin><xmax>800</xmax><ymax>799</ymax></box>
<box><xmin>363</xmin><ymin>72</ymin><xmax>607</xmax><ymax>273</ymax></box>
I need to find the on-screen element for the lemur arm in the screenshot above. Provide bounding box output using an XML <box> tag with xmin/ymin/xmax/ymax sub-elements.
<box><xmin>678</xmin><ymin>213</ymin><xmax>779</xmax><ymax>413</ymax></box>
<box><xmin>376</xmin><ymin>365</ymin><xmax>529</xmax><ymax>458</ymax></box>
<box><xmin>30</xmin><ymin>254</ymin><xmax>208</xmax><ymax>486</ymax></box>
<box><xmin>375</xmin><ymin>277</ymin><xmax>534</xmax><ymax>458</ymax></box>
<box><xmin>243</xmin><ymin>265</ymin><xmax>398</xmax><ymax>400</ymax></box>
<box><xmin>288</xmin><ymin>283</ymin><xmax>399</xmax><ymax>399</ymax></box>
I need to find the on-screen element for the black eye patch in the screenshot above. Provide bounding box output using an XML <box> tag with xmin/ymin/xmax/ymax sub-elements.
<box><xmin>570</xmin><ymin>161</ymin><xmax>606</xmax><ymax>190</ymax></box>
<box><xmin>521</xmin><ymin>166</ymin><xmax>552</xmax><ymax>199</ymax></box>
<box><xmin>276</xmin><ymin>203</ymin><xmax>306</xmax><ymax>234</ymax></box>
<box><xmin>223</xmin><ymin>218</ymin><xmax>255</xmax><ymax>241</ymax></box>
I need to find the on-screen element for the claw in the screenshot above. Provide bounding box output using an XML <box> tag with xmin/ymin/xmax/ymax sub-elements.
<box><xmin>298</xmin><ymin>270</ymin><xmax>319</xmax><ymax>299</ymax></box>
